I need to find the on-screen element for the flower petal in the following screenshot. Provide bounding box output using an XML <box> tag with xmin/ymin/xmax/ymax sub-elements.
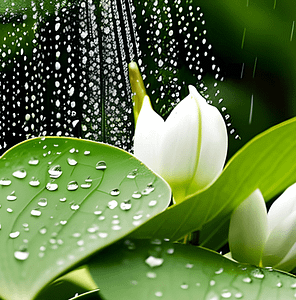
<box><xmin>187</xmin><ymin>85</ymin><xmax>228</xmax><ymax>195</ymax></box>
<box><xmin>158</xmin><ymin>88</ymin><xmax>200</xmax><ymax>202</ymax></box>
<box><xmin>262</xmin><ymin>210</ymin><xmax>296</xmax><ymax>267</ymax></box>
<box><xmin>274</xmin><ymin>242</ymin><xmax>296</xmax><ymax>272</ymax></box>
<box><xmin>134</xmin><ymin>96</ymin><xmax>164</xmax><ymax>174</ymax></box>
<box><xmin>267</xmin><ymin>182</ymin><xmax>296</xmax><ymax>234</ymax></box>
<box><xmin>229</xmin><ymin>189</ymin><xmax>268</xmax><ymax>266</ymax></box>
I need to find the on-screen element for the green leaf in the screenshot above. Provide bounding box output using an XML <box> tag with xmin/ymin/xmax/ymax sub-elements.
<box><xmin>89</xmin><ymin>238</ymin><xmax>296</xmax><ymax>300</ymax></box>
<box><xmin>0</xmin><ymin>137</ymin><xmax>171</xmax><ymax>300</ymax></box>
<box><xmin>131</xmin><ymin>117</ymin><xmax>296</xmax><ymax>246</ymax></box>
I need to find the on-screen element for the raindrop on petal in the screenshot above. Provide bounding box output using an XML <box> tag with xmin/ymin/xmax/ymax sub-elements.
<box><xmin>96</xmin><ymin>161</ymin><xmax>107</xmax><ymax>170</ymax></box>
<box><xmin>67</xmin><ymin>181</ymin><xmax>79</xmax><ymax>191</ymax></box>
<box><xmin>13</xmin><ymin>169</ymin><xmax>27</xmax><ymax>179</ymax></box>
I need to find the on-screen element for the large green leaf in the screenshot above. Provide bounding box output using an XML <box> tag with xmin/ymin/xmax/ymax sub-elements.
<box><xmin>89</xmin><ymin>238</ymin><xmax>296</xmax><ymax>299</ymax></box>
<box><xmin>0</xmin><ymin>137</ymin><xmax>171</xmax><ymax>300</ymax></box>
<box><xmin>131</xmin><ymin>117</ymin><xmax>296</xmax><ymax>245</ymax></box>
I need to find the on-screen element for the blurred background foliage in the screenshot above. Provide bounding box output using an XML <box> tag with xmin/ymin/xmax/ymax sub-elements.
<box><xmin>1</xmin><ymin>0</ymin><xmax>296</xmax><ymax>159</ymax></box>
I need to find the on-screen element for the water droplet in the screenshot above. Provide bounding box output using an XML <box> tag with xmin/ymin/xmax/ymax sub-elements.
<box><xmin>234</xmin><ymin>292</ymin><xmax>243</xmax><ymax>299</ymax></box>
<box><xmin>148</xmin><ymin>200</ymin><xmax>157</xmax><ymax>207</ymax></box>
<box><xmin>215</xmin><ymin>268</ymin><xmax>224</xmax><ymax>274</ymax></box>
<box><xmin>181</xmin><ymin>284</ymin><xmax>189</xmax><ymax>290</ymax></box>
<box><xmin>98</xmin><ymin>232</ymin><xmax>108</xmax><ymax>238</ymax></box>
<box><xmin>210</xmin><ymin>280</ymin><xmax>216</xmax><ymax>286</ymax></box>
<box><xmin>242</xmin><ymin>277</ymin><xmax>252</xmax><ymax>283</ymax></box>
<box><xmin>94</xmin><ymin>210</ymin><xmax>102</xmax><ymax>215</ymax></box>
<box><xmin>67</xmin><ymin>158</ymin><xmax>78</xmax><ymax>166</ymax></box>
<box><xmin>291</xmin><ymin>282</ymin><xmax>296</xmax><ymax>288</ymax></box>
<box><xmin>141</xmin><ymin>183</ymin><xmax>155</xmax><ymax>195</ymax></box>
<box><xmin>146</xmin><ymin>272</ymin><xmax>157</xmax><ymax>278</ymax></box>
<box><xmin>48</xmin><ymin>165</ymin><xmax>62</xmax><ymax>179</ymax></box>
<box><xmin>14</xmin><ymin>250</ymin><xmax>29</xmax><ymax>261</ymax></box>
<box><xmin>87</xmin><ymin>225</ymin><xmax>99</xmax><ymax>233</ymax></box>
<box><xmin>132</xmin><ymin>191</ymin><xmax>142</xmax><ymax>199</ymax></box>
<box><xmin>96</xmin><ymin>161</ymin><xmax>107</xmax><ymax>170</ymax></box>
<box><xmin>167</xmin><ymin>248</ymin><xmax>174</xmax><ymax>254</ymax></box>
<box><xmin>108</xmin><ymin>200</ymin><xmax>118</xmax><ymax>209</ymax></box>
<box><xmin>145</xmin><ymin>256</ymin><xmax>164</xmax><ymax>267</ymax></box>
<box><xmin>69</xmin><ymin>148</ymin><xmax>76</xmax><ymax>153</ymax></box>
<box><xmin>7</xmin><ymin>192</ymin><xmax>17</xmax><ymax>201</ymax></box>
<box><xmin>29</xmin><ymin>177</ymin><xmax>40</xmax><ymax>187</ymax></box>
<box><xmin>60</xmin><ymin>197</ymin><xmax>67</xmax><ymax>202</ymax></box>
<box><xmin>110</xmin><ymin>188</ymin><xmax>120</xmax><ymax>196</ymax></box>
<box><xmin>77</xmin><ymin>240</ymin><xmax>84</xmax><ymax>246</ymax></box>
<box><xmin>71</xmin><ymin>204</ymin><xmax>80</xmax><ymax>211</ymax></box>
<box><xmin>221</xmin><ymin>290</ymin><xmax>232</xmax><ymax>298</ymax></box>
<box><xmin>133</xmin><ymin>213</ymin><xmax>143</xmax><ymax>220</ymax></box>
<box><xmin>127</xmin><ymin>169</ymin><xmax>138</xmax><ymax>179</ymax></box>
<box><xmin>7</xmin><ymin>208</ymin><xmax>13</xmax><ymax>213</ymax></box>
<box><xmin>251</xmin><ymin>269</ymin><xmax>265</xmax><ymax>279</ymax></box>
<box><xmin>155</xmin><ymin>291</ymin><xmax>163</xmax><ymax>297</ymax></box>
<box><xmin>39</xmin><ymin>227</ymin><xmax>47</xmax><ymax>234</ymax></box>
<box><xmin>67</xmin><ymin>181</ymin><xmax>79</xmax><ymax>191</ymax></box>
<box><xmin>0</xmin><ymin>178</ymin><xmax>12</xmax><ymax>186</ymax></box>
<box><xmin>46</xmin><ymin>181</ymin><xmax>58</xmax><ymax>191</ymax></box>
<box><xmin>84</xmin><ymin>150</ymin><xmax>90</xmax><ymax>155</ymax></box>
<box><xmin>10</xmin><ymin>231</ymin><xmax>20</xmax><ymax>238</ymax></box>
<box><xmin>34</xmin><ymin>199</ymin><xmax>46</xmax><ymax>209</ymax></box>
<box><xmin>13</xmin><ymin>169</ymin><xmax>27</xmax><ymax>179</ymax></box>
<box><xmin>60</xmin><ymin>220</ymin><xmax>67</xmax><ymax>225</ymax></box>
<box><xmin>186</xmin><ymin>263</ymin><xmax>194</xmax><ymax>269</ymax></box>
<box><xmin>81</xmin><ymin>181</ymin><xmax>92</xmax><ymax>188</ymax></box>
<box><xmin>31</xmin><ymin>209</ymin><xmax>41</xmax><ymax>217</ymax></box>
<box><xmin>120</xmin><ymin>200</ymin><xmax>132</xmax><ymax>211</ymax></box>
<box><xmin>28</xmin><ymin>158</ymin><xmax>39</xmax><ymax>165</ymax></box>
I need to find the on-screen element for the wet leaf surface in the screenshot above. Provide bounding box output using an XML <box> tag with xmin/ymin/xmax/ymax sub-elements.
<box><xmin>0</xmin><ymin>137</ymin><xmax>171</xmax><ymax>300</ymax></box>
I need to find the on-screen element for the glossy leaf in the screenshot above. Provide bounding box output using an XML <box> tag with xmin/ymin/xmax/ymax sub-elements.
<box><xmin>89</xmin><ymin>238</ymin><xmax>296</xmax><ymax>300</ymax></box>
<box><xmin>131</xmin><ymin>116</ymin><xmax>296</xmax><ymax>248</ymax></box>
<box><xmin>0</xmin><ymin>137</ymin><xmax>171</xmax><ymax>300</ymax></box>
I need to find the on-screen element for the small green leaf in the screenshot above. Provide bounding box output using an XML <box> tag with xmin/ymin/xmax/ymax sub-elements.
<box><xmin>89</xmin><ymin>239</ymin><xmax>296</xmax><ymax>300</ymax></box>
<box><xmin>0</xmin><ymin>137</ymin><xmax>171</xmax><ymax>300</ymax></box>
<box><xmin>131</xmin><ymin>116</ymin><xmax>296</xmax><ymax>246</ymax></box>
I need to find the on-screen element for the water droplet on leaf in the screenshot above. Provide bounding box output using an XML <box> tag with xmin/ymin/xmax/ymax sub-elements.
<box><xmin>39</xmin><ymin>227</ymin><xmax>47</xmax><ymax>235</ymax></box>
<box><xmin>28</xmin><ymin>159</ymin><xmax>39</xmax><ymax>165</ymax></box>
<box><xmin>48</xmin><ymin>165</ymin><xmax>62</xmax><ymax>179</ymax></box>
<box><xmin>146</xmin><ymin>272</ymin><xmax>157</xmax><ymax>278</ymax></box>
<box><xmin>67</xmin><ymin>158</ymin><xmax>78</xmax><ymax>166</ymax></box>
<box><xmin>46</xmin><ymin>181</ymin><xmax>58</xmax><ymax>191</ymax></box>
<box><xmin>9</xmin><ymin>231</ymin><xmax>20</xmax><ymax>238</ymax></box>
<box><xmin>31</xmin><ymin>209</ymin><xmax>41</xmax><ymax>217</ymax></box>
<box><xmin>251</xmin><ymin>269</ymin><xmax>264</xmax><ymax>279</ymax></box>
<box><xmin>110</xmin><ymin>188</ymin><xmax>120</xmax><ymax>196</ymax></box>
<box><xmin>84</xmin><ymin>150</ymin><xmax>90</xmax><ymax>155</ymax></box>
<box><xmin>132</xmin><ymin>191</ymin><xmax>142</xmax><ymax>199</ymax></box>
<box><xmin>14</xmin><ymin>250</ymin><xmax>29</xmax><ymax>261</ymax></box>
<box><xmin>13</xmin><ymin>169</ymin><xmax>27</xmax><ymax>179</ymax></box>
<box><xmin>7</xmin><ymin>192</ymin><xmax>17</xmax><ymax>201</ymax></box>
<box><xmin>38</xmin><ymin>198</ymin><xmax>48</xmax><ymax>207</ymax></box>
<box><xmin>71</xmin><ymin>204</ymin><xmax>80</xmax><ymax>211</ymax></box>
<box><xmin>67</xmin><ymin>181</ymin><xmax>79</xmax><ymax>191</ymax></box>
<box><xmin>29</xmin><ymin>177</ymin><xmax>40</xmax><ymax>187</ymax></box>
<box><xmin>142</xmin><ymin>184</ymin><xmax>155</xmax><ymax>195</ymax></box>
<box><xmin>127</xmin><ymin>169</ymin><xmax>138</xmax><ymax>179</ymax></box>
<box><xmin>96</xmin><ymin>161</ymin><xmax>107</xmax><ymax>170</ymax></box>
<box><xmin>0</xmin><ymin>179</ymin><xmax>12</xmax><ymax>186</ymax></box>
<box><xmin>145</xmin><ymin>256</ymin><xmax>164</xmax><ymax>267</ymax></box>
<box><xmin>148</xmin><ymin>200</ymin><xmax>157</xmax><ymax>207</ymax></box>
<box><xmin>120</xmin><ymin>200</ymin><xmax>132</xmax><ymax>211</ymax></box>
<box><xmin>108</xmin><ymin>200</ymin><xmax>118</xmax><ymax>209</ymax></box>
